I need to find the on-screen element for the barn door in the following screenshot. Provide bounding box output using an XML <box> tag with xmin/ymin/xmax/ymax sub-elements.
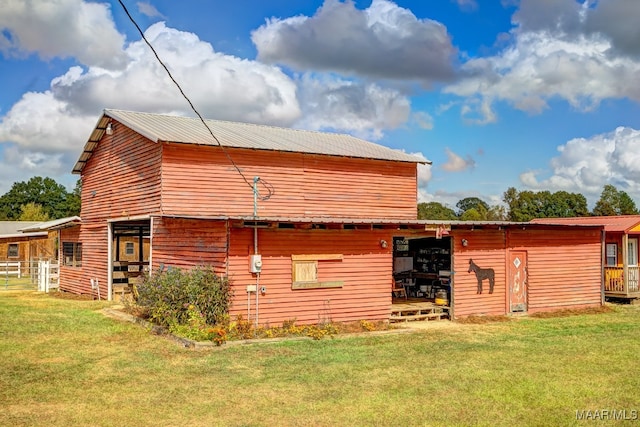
<box><xmin>509</xmin><ymin>251</ymin><xmax>527</xmax><ymax>313</ymax></box>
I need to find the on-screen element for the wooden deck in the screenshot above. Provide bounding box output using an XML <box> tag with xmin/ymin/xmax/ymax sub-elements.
<box><xmin>390</xmin><ymin>299</ymin><xmax>450</xmax><ymax>322</ymax></box>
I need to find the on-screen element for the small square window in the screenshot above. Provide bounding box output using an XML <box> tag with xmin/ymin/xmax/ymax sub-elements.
<box><xmin>125</xmin><ymin>242</ymin><xmax>134</xmax><ymax>255</ymax></box>
<box><xmin>7</xmin><ymin>244</ymin><xmax>18</xmax><ymax>258</ymax></box>
<box><xmin>62</xmin><ymin>242</ymin><xmax>82</xmax><ymax>267</ymax></box>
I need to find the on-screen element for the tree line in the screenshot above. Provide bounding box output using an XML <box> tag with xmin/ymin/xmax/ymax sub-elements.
<box><xmin>419</xmin><ymin>185</ymin><xmax>639</xmax><ymax>221</ymax></box>
<box><xmin>1</xmin><ymin>177</ymin><xmax>637</xmax><ymax>223</ymax></box>
<box><xmin>0</xmin><ymin>177</ymin><xmax>81</xmax><ymax>221</ymax></box>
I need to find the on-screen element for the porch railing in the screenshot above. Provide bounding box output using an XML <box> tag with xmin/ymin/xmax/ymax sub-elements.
<box><xmin>604</xmin><ymin>266</ymin><xmax>640</xmax><ymax>295</ymax></box>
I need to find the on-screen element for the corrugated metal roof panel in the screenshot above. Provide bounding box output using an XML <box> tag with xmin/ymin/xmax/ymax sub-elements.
<box><xmin>156</xmin><ymin>214</ymin><xmax>602</xmax><ymax>229</ymax></box>
<box><xmin>531</xmin><ymin>215</ymin><xmax>640</xmax><ymax>232</ymax></box>
<box><xmin>18</xmin><ymin>216</ymin><xmax>81</xmax><ymax>232</ymax></box>
<box><xmin>0</xmin><ymin>221</ymin><xmax>40</xmax><ymax>235</ymax></box>
<box><xmin>73</xmin><ymin>109</ymin><xmax>427</xmax><ymax>174</ymax></box>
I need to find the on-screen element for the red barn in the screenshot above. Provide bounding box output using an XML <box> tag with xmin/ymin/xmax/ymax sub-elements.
<box><xmin>59</xmin><ymin>109</ymin><xmax>604</xmax><ymax>324</ymax></box>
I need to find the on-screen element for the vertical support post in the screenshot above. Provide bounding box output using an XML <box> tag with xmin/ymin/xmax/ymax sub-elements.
<box><xmin>107</xmin><ymin>222</ymin><xmax>113</xmax><ymax>301</ymax></box>
<box><xmin>622</xmin><ymin>233</ymin><xmax>629</xmax><ymax>296</ymax></box>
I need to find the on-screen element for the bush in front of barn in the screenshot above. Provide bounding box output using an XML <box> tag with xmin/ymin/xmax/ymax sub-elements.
<box><xmin>134</xmin><ymin>265</ymin><xmax>232</xmax><ymax>341</ymax></box>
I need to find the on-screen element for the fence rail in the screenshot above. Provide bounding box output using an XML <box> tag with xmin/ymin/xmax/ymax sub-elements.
<box><xmin>1</xmin><ymin>259</ymin><xmax>58</xmax><ymax>291</ymax></box>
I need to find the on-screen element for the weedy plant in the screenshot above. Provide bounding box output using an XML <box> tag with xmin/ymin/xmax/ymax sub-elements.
<box><xmin>133</xmin><ymin>265</ymin><xmax>232</xmax><ymax>330</ymax></box>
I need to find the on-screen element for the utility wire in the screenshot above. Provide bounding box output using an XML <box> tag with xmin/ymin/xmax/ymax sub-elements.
<box><xmin>117</xmin><ymin>0</ymin><xmax>274</xmax><ymax>200</ymax></box>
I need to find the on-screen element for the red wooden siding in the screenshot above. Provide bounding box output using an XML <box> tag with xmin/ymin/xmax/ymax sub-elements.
<box><xmin>151</xmin><ymin>217</ymin><xmax>227</xmax><ymax>274</ymax></box>
<box><xmin>451</xmin><ymin>230</ymin><xmax>507</xmax><ymax>317</ymax></box>
<box><xmin>508</xmin><ymin>228</ymin><xmax>602</xmax><ymax>313</ymax></box>
<box><xmin>69</xmin><ymin>122</ymin><xmax>163</xmax><ymax>296</ymax></box>
<box><xmin>160</xmin><ymin>143</ymin><xmax>417</xmax><ymax>219</ymax></box>
<box><xmin>450</xmin><ymin>227</ymin><xmax>602</xmax><ymax>318</ymax></box>
<box><xmin>227</xmin><ymin>227</ymin><xmax>394</xmax><ymax>325</ymax></box>
<box><xmin>58</xmin><ymin>225</ymin><xmax>86</xmax><ymax>294</ymax></box>
<box><xmin>81</xmin><ymin>123</ymin><xmax>162</xmax><ymax>220</ymax></box>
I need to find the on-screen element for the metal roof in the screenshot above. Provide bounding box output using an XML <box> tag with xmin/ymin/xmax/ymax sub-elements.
<box><xmin>18</xmin><ymin>216</ymin><xmax>81</xmax><ymax>232</ymax></box>
<box><xmin>73</xmin><ymin>109</ymin><xmax>428</xmax><ymax>174</ymax></box>
<box><xmin>0</xmin><ymin>221</ymin><xmax>40</xmax><ymax>235</ymax></box>
<box><xmin>531</xmin><ymin>215</ymin><xmax>640</xmax><ymax>233</ymax></box>
<box><xmin>156</xmin><ymin>214</ymin><xmax>603</xmax><ymax>229</ymax></box>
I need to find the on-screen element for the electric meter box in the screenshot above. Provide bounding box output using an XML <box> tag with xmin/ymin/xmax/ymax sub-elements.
<box><xmin>249</xmin><ymin>254</ymin><xmax>262</xmax><ymax>273</ymax></box>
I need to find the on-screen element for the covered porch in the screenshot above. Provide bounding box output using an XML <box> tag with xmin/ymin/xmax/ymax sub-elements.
<box><xmin>109</xmin><ymin>219</ymin><xmax>151</xmax><ymax>300</ymax></box>
<box><xmin>604</xmin><ymin>226</ymin><xmax>640</xmax><ymax>301</ymax></box>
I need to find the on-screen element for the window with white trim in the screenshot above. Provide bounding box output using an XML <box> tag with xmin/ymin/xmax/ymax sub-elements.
<box><xmin>606</xmin><ymin>243</ymin><xmax>617</xmax><ymax>266</ymax></box>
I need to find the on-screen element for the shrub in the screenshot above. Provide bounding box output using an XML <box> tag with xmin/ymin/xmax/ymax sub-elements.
<box><xmin>135</xmin><ymin>266</ymin><xmax>232</xmax><ymax>328</ymax></box>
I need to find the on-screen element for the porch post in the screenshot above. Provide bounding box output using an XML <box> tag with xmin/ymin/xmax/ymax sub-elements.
<box><xmin>622</xmin><ymin>233</ymin><xmax>629</xmax><ymax>297</ymax></box>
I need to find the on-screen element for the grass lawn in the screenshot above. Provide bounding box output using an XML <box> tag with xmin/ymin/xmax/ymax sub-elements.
<box><xmin>0</xmin><ymin>276</ymin><xmax>36</xmax><ymax>290</ymax></box>
<box><xmin>1</xmin><ymin>291</ymin><xmax>639</xmax><ymax>426</ymax></box>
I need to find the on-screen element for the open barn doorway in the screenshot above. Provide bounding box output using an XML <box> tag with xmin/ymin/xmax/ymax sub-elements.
<box><xmin>110</xmin><ymin>220</ymin><xmax>150</xmax><ymax>300</ymax></box>
<box><xmin>391</xmin><ymin>236</ymin><xmax>452</xmax><ymax>321</ymax></box>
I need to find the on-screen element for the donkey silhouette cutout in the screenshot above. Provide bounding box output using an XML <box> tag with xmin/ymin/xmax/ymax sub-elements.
<box><xmin>468</xmin><ymin>259</ymin><xmax>495</xmax><ymax>294</ymax></box>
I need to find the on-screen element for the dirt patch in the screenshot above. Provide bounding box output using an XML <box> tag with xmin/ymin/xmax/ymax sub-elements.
<box><xmin>529</xmin><ymin>305</ymin><xmax>613</xmax><ymax>318</ymax></box>
<box><xmin>456</xmin><ymin>315</ymin><xmax>513</xmax><ymax>324</ymax></box>
<box><xmin>48</xmin><ymin>291</ymin><xmax>94</xmax><ymax>301</ymax></box>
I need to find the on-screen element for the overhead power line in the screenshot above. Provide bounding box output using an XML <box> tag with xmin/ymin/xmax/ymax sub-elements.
<box><xmin>116</xmin><ymin>0</ymin><xmax>274</xmax><ymax>201</ymax></box>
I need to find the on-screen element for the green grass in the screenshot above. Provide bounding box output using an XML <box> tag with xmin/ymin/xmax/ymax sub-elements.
<box><xmin>1</xmin><ymin>291</ymin><xmax>639</xmax><ymax>426</ymax></box>
<box><xmin>0</xmin><ymin>276</ymin><xmax>36</xmax><ymax>290</ymax></box>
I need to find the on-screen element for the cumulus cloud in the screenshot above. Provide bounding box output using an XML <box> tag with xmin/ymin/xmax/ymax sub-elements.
<box><xmin>445</xmin><ymin>0</ymin><xmax>640</xmax><ymax>122</ymax></box>
<box><xmin>0</xmin><ymin>91</ymin><xmax>96</xmax><ymax>152</ymax></box>
<box><xmin>49</xmin><ymin>22</ymin><xmax>302</xmax><ymax>126</ymax></box>
<box><xmin>0</xmin><ymin>0</ymin><xmax>127</xmax><ymax>69</ymax></box>
<box><xmin>520</xmin><ymin>127</ymin><xmax>640</xmax><ymax>199</ymax></box>
<box><xmin>252</xmin><ymin>0</ymin><xmax>456</xmax><ymax>83</ymax></box>
<box><xmin>295</xmin><ymin>74</ymin><xmax>410</xmax><ymax>140</ymax></box>
<box><xmin>441</xmin><ymin>148</ymin><xmax>475</xmax><ymax>172</ymax></box>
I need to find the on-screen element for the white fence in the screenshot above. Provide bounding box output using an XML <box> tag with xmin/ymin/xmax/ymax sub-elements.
<box><xmin>37</xmin><ymin>261</ymin><xmax>59</xmax><ymax>292</ymax></box>
<box><xmin>1</xmin><ymin>261</ymin><xmax>21</xmax><ymax>278</ymax></box>
<box><xmin>1</xmin><ymin>259</ymin><xmax>58</xmax><ymax>292</ymax></box>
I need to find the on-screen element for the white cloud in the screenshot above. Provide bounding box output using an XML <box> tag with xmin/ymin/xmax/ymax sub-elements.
<box><xmin>295</xmin><ymin>74</ymin><xmax>410</xmax><ymax>140</ymax></box>
<box><xmin>252</xmin><ymin>0</ymin><xmax>456</xmax><ymax>83</ymax></box>
<box><xmin>0</xmin><ymin>0</ymin><xmax>127</xmax><ymax>69</ymax></box>
<box><xmin>453</xmin><ymin>0</ymin><xmax>478</xmax><ymax>13</ymax></box>
<box><xmin>441</xmin><ymin>148</ymin><xmax>475</xmax><ymax>172</ymax></box>
<box><xmin>411</xmin><ymin>111</ymin><xmax>434</xmax><ymax>130</ymax></box>
<box><xmin>444</xmin><ymin>0</ymin><xmax>640</xmax><ymax>123</ymax></box>
<box><xmin>137</xmin><ymin>1</ymin><xmax>165</xmax><ymax>19</ymax></box>
<box><xmin>48</xmin><ymin>22</ymin><xmax>302</xmax><ymax>126</ymax></box>
<box><xmin>520</xmin><ymin>127</ymin><xmax>640</xmax><ymax>200</ymax></box>
<box><xmin>0</xmin><ymin>91</ymin><xmax>96</xmax><ymax>152</ymax></box>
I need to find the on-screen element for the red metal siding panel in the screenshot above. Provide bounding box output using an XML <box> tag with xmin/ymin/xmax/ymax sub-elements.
<box><xmin>81</xmin><ymin>124</ymin><xmax>162</xmax><ymax>220</ymax></box>
<box><xmin>71</xmin><ymin>123</ymin><xmax>162</xmax><ymax>295</ymax></box>
<box><xmin>451</xmin><ymin>230</ymin><xmax>507</xmax><ymax>318</ymax></box>
<box><xmin>151</xmin><ymin>217</ymin><xmax>227</xmax><ymax>274</ymax></box>
<box><xmin>160</xmin><ymin>144</ymin><xmax>417</xmax><ymax>219</ymax></box>
<box><xmin>227</xmin><ymin>227</ymin><xmax>394</xmax><ymax>325</ymax></box>
<box><xmin>508</xmin><ymin>228</ymin><xmax>602</xmax><ymax>312</ymax></box>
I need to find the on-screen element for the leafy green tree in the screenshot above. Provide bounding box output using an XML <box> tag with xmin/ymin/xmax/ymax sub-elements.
<box><xmin>593</xmin><ymin>185</ymin><xmax>639</xmax><ymax>216</ymax></box>
<box><xmin>459</xmin><ymin>207</ymin><xmax>485</xmax><ymax>221</ymax></box>
<box><xmin>18</xmin><ymin>203</ymin><xmax>50</xmax><ymax>221</ymax></box>
<box><xmin>417</xmin><ymin>202</ymin><xmax>457</xmax><ymax>220</ymax></box>
<box><xmin>503</xmin><ymin>187</ymin><xmax>589</xmax><ymax>221</ymax></box>
<box><xmin>486</xmin><ymin>205</ymin><xmax>507</xmax><ymax>221</ymax></box>
<box><xmin>0</xmin><ymin>176</ymin><xmax>80</xmax><ymax>220</ymax></box>
<box><xmin>456</xmin><ymin>197</ymin><xmax>489</xmax><ymax>216</ymax></box>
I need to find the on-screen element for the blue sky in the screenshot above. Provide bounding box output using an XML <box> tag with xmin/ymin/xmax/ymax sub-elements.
<box><xmin>2</xmin><ymin>0</ymin><xmax>640</xmax><ymax>210</ymax></box>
